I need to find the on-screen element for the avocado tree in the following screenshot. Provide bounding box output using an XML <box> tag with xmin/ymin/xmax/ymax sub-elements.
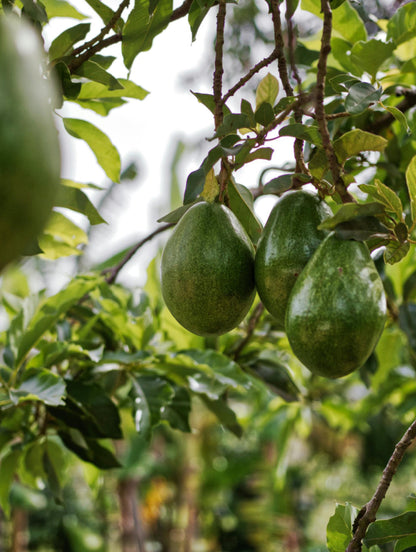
<box><xmin>1</xmin><ymin>0</ymin><xmax>416</xmax><ymax>550</ymax></box>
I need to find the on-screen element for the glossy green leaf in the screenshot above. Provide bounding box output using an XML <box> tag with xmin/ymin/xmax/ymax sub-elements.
<box><xmin>227</xmin><ymin>180</ymin><xmax>263</xmax><ymax>244</ymax></box>
<box><xmin>122</xmin><ymin>0</ymin><xmax>173</xmax><ymax>69</ymax></box>
<box><xmin>63</xmin><ymin>118</ymin><xmax>121</xmax><ymax>182</ymax></box>
<box><xmin>333</xmin><ymin>129</ymin><xmax>387</xmax><ymax>164</ymax></box>
<box><xmin>255</xmin><ymin>73</ymin><xmax>279</xmax><ymax>109</ymax></box>
<box><xmin>387</xmin><ymin>2</ymin><xmax>416</xmax><ymax>46</ymax></box>
<box><xmin>364</xmin><ymin>512</ymin><xmax>416</xmax><ymax>546</ymax></box>
<box><xmin>326</xmin><ymin>503</ymin><xmax>357</xmax><ymax>552</ymax></box>
<box><xmin>10</xmin><ymin>369</ymin><xmax>65</xmax><ymax>406</ymax></box>
<box><xmin>56</xmin><ymin>182</ymin><xmax>107</xmax><ymax>225</ymax></box>
<box><xmin>350</xmin><ymin>40</ymin><xmax>394</xmax><ymax>78</ymax></box>
<box><xmin>74</xmin><ymin>60</ymin><xmax>123</xmax><ymax>90</ymax></box>
<box><xmin>199</xmin><ymin>395</ymin><xmax>243</xmax><ymax>438</ymax></box>
<box><xmin>405</xmin><ymin>155</ymin><xmax>416</xmax><ymax>222</ymax></box>
<box><xmin>133</xmin><ymin>376</ymin><xmax>174</xmax><ymax>438</ymax></box>
<box><xmin>345</xmin><ymin>83</ymin><xmax>382</xmax><ymax>114</ymax></box>
<box><xmin>48</xmin><ymin>23</ymin><xmax>90</xmax><ymax>61</ymax></box>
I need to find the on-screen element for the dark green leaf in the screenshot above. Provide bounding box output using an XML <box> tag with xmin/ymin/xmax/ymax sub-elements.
<box><xmin>334</xmin><ymin>216</ymin><xmax>391</xmax><ymax>242</ymax></box>
<box><xmin>85</xmin><ymin>0</ymin><xmax>116</xmax><ymax>24</ymax></box>
<box><xmin>132</xmin><ymin>376</ymin><xmax>174</xmax><ymax>438</ymax></box>
<box><xmin>345</xmin><ymin>83</ymin><xmax>382</xmax><ymax>115</ymax></box>
<box><xmin>364</xmin><ymin>512</ymin><xmax>416</xmax><ymax>546</ymax></box>
<box><xmin>395</xmin><ymin>536</ymin><xmax>416</xmax><ymax>552</ymax></box>
<box><xmin>54</xmin><ymin>61</ymin><xmax>82</xmax><ymax>100</ymax></box>
<box><xmin>58</xmin><ymin>430</ymin><xmax>121</xmax><ymax>468</ymax></box>
<box><xmin>48</xmin><ymin>22</ymin><xmax>91</xmax><ymax>61</ymax></box>
<box><xmin>399</xmin><ymin>303</ymin><xmax>416</xmax><ymax>351</ymax></box>
<box><xmin>214</xmin><ymin>113</ymin><xmax>253</xmax><ymax>137</ymax></box>
<box><xmin>10</xmin><ymin>369</ymin><xmax>65</xmax><ymax>406</ymax></box>
<box><xmin>249</xmin><ymin>359</ymin><xmax>299</xmax><ymax>402</ymax></box>
<box><xmin>0</xmin><ymin>449</ymin><xmax>21</xmax><ymax>516</ymax></box>
<box><xmin>255</xmin><ymin>102</ymin><xmax>275</xmax><ymax>126</ymax></box>
<box><xmin>184</xmin><ymin>167</ymin><xmax>206</xmax><ymax>204</ymax></box>
<box><xmin>157</xmin><ymin>201</ymin><xmax>199</xmax><ymax>223</ymax></box>
<box><xmin>403</xmin><ymin>271</ymin><xmax>416</xmax><ymax>302</ymax></box>
<box><xmin>262</xmin><ymin>174</ymin><xmax>296</xmax><ymax>195</ymax></box>
<box><xmin>188</xmin><ymin>0</ymin><xmax>216</xmax><ymax>40</ymax></box>
<box><xmin>384</xmin><ymin>240</ymin><xmax>410</xmax><ymax>265</ymax></box>
<box><xmin>21</xmin><ymin>0</ymin><xmax>48</xmax><ymax>23</ymax></box>
<box><xmin>191</xmin><ymin>91</ymin><xmax>231</xmax><ymax>117</ymax></box>
<box><xmin>161</xmin><ymin>385</ymin><xmax>191</xmax><ymax>432</ymax></box>
<box><xmin>122</xmin><ymin>0</ymin><xmax>173</xmax><ymax>69</ymax></box>
<box><xmin>73</xmin><ymin>60</ymin><xmax>123</xmax><ymax>90</ymax></box>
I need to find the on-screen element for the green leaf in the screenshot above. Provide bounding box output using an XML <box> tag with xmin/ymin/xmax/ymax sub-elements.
<box><xmin>0</xmin><ymin>449</ymin><xmax>21</xmax><ymax>516</ymax></box>
<box><xmin>318</xmin><ymin>202</ymin><xmax>386</xmax><ymax>230</ymax></box>
<box><xmin>395</xmin><ymin>536</ymin><xmax>416</xmax><ymax>552</ymax></box>
<box><xmin>381</xmin><ymin>104</ymin><xmax>410</xmax><ymax>133</ymax></box>
<box><xmin>279</xmin><ymin>123</ymin><xmax>323</xmax><ymax>146</ymax></box>
<box><xmin>38</xmin><ymin>211</ymin><xmax>88</xmax><ymax>260</ymax></box>
<box><xmin>132</xmin><ymin>376</ymin><xmax>174</xmax><ymax>438</ymax></box>
<box><xmin>249</xmin><ymin>357</ymin><xmax>300</xmax><ymax>402</ymax></box>
<box><xmin>56</xmin><ymin>181</ymin><xmax>107</xmax><ymax>225</ymax></box>
<box><xmin>406</xmin><ymin>155</ymin><xmax>416</xmax><ymax>222</ymax></box>
<box><xmin>326</xmin><ymin>503</ymin><xmax>358</xmax><ymax>552</ymax></box>
<box><xmin>387</xmin><ymin>2</ymin><xmax>416</xmax><ymax>46</ymax></box>
<box><xmin>227</xmin><ymin>180</ymin><xmax>263</xmax><ymax>244</ymax></box>
<box><xmin>345</xmin><ymin>83</ymin><xmax>382</xmax><ymax>114</ymax></box>
<box><xmin>58</xmin><ymin>430</ymin><xmax>120</xmax><ymax>468</ymax></box>
<box><xmin>333</xmin><ymin>129</ymin><xmax>387</xmax><ymax>164</ymax></box>
<box><xmin>301</xmin><ymin>0</ymin><xmax>366</xmax><ymax>42</ymax></box>
<box><xmin>48</xmin><ymin>23</ymin><xmax>91</xmax><ymax>61</ymax></box>
<box><xmin>73</xmin><ymin>60</ymin><xmax>123</xmax><ymax>90</ymax></box>
<box><xmin>334</xmin><ymin>216</ymin><xmax>391</xmax><ymax>242</ymax></box>
<box><xmin>10</xmin><ymin>369</ymin><xmax>65</xmax><ymax>406</ymax></box>
<box><xmin>255</xmin><ymin>102</ymin><xmax>275</xmax><ymax>126</ymax></box>
<box><xmin>85</xmin><ymin>0</ymin><xmax>116</xmax><ymax>24</ymax></box>
<box><xmin>9</xmin><ymin>275</ymin><xmax>101</xmax><ymax>369</ymax></box>
<box><xmin>54</xmin><ymin>62</ymin><xmax>82</xmax><ymax>100</ymax></box>
<box><xmin>364</xmin><ymin>512</ymin><xmax>416</xmax><ymax>546</ymax></box>
<box><xmin>157</xmin><ymin>201</ymin><xmax>199</xmax><ymax>224</ymax></box>
<box><xmin>122</xmin><ymin>0</ymin><xmax>173</xmax><ymax>70</ymax></box>
<box><xmin>350</xmin><ymin>40</ymin><xmax>395</xmax><ymax>78</ymax></box>
<box><xmin>188</xmin><ymin>0</ymin><xmax>216</xmax><ymax>41</ymax></box>
<box><xmin>214</xmin><ymin>113</ymin><xmax>253</xmax><ymax>137</ymax></box>
<box><xmin>199</xmin><ymin>395</ymin><xmax>243</xmax><ymax>438</ymax></box>
<box><xmin>359</xmin><ymin>179</ymin><xmax>403</xmax><ymax>220</ymax></box>
<box><xmin>191</xmin><ymin>91</ymin><xmax>231</xmax><ymax>117</ymax></box>
<box><xmin>77</xmin><ymin>78</ymin><xmax>148</xmax><ymax>100</ymax></box>
<box><xmin>255</xmin><ymin>73</ymin><xmax>279</xmax><ymax>109</ymax></box>
<box><xmin>384</xmin><ymin>240</ymin><xmax>410</xmax><ymax>265</ymax></box>
<box><xmin>63</xmin><ymin>118</ymin><xmax>121</xmax><ymax>182</ymax></box>
<box><xmin>161</xmin><ymin>385</ymin><xmax>191</xmax><ymax>432</ymax></box>
<box><xmin>42</xmin><ymin>0</ymin><xmax>87</xmax><ymax>19</ymax></box>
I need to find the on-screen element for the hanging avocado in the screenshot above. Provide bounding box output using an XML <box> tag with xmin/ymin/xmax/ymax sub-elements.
<box><xmin>255</xmin><ymin>190</ymin><xmax>332</xmax><ymax>328</ymax></box>
<box><xmin>285</xmin><ymin>233</ymin><xmax>387</xmax><ymax>378</ymax></box>
<box><xmin>161</xmin><ymin>201</ymin><xmax>256</xmax><ymax>336</ymax></box>
<box><xmin>0</xmin><ymin>15</ymin><xmax>60</xmax><ymax>270</ymax></box>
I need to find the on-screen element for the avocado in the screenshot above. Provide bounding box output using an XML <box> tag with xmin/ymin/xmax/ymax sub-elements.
<box><xmin>285</xmin><ymin>233</ymin><xmax>387</xmax><ymax>378</ymax></box>
<box><xmin>0</xmin><ymin>16</ymin><xmax>60</xmax><ymax>270</ymax></box>
<box><xmin>255</xmin><ymin>190</ymin><xmax>332</xmax><ymax>328</ymax></box>
<box><xmin>161</xmin><ymin>201</ymin><xmax>256</xmax><ymax>336</ymax></box>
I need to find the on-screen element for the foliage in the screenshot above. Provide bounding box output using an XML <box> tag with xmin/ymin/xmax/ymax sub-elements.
<box><xmin>2</xmin><ymin>0</ymin><xmax>416</xmax><ymax>550</ymax></box>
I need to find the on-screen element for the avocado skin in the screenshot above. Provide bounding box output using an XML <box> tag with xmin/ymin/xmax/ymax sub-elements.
<box><xmin>161</xmin><ymin>202</ymin><xmax>256</xmax><ymax>336</ymax></box>
<box><xmin>0</xmin><ymin>16</ymin><xmax>60</xmax><ymax>270</ymax></box>
<box><xmin>255</xmin><ymin>190</ymin><xmax>332</xmax><ymax>328</ymax></box>
<box><xmin>285</xmin><ymin>233</ymin><xmax>387</xmax><ymax>378</ymax></box>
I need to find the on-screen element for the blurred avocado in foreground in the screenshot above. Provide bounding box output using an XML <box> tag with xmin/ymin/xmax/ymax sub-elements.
<box><xmin>0</xmin><ymin>15</ymin><xmax>60</xmax><ymax>270</ymax></box>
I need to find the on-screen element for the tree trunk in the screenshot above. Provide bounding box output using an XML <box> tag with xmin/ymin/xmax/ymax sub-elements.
<box><xmin>11</xmin><ymin>508</ymin><xmax>28</xmax><ymax>552</ymax></box>
<box><xmin>117</xmin><ymin>477</ymin><xmax>147</xmax><ymax>552</ymax></box>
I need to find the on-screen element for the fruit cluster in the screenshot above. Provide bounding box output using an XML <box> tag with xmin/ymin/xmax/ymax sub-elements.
<box><xmin>161</xmin><ymin>191</ymin><xmax>387</xmax><ymax>379</ymax></box>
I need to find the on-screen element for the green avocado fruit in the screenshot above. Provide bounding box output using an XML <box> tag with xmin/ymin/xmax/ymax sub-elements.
<box><xmin>161</xmin><ymin>201</ymin><xmax>256</xmax><ymax>336</ymax></box>
<box><xmin>285</xmin><ymin>233</ymin><xmax>387</xmax><ymax>378</ymax></box>
<box><xmin>254</xmin><ymin>190</ymin><xmax>332</xmax><ymax>328</ymax></box>
<box><xmin>0</xmin><ymin>15</ymin><xmax>60</xmax><ymax>270</ymax></box>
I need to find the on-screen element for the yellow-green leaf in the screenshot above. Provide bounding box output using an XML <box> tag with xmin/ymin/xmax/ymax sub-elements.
<box><xmin>406</xmin><ymin>155</ymin><xmax>416</xmax><ymax>221</ymax></box>
<box><xmin>38</xmin><ymin>212</ymin><xmax>88</xmax><ymax>260</ymax></box>
<box><xmin>255</xmin><ymin>73</ymin><xmax>279</xmax><ymax>109</ymax></box>
<box><xmin>200</xmin><ymin>169</ymin><xmax>219</xmax><ymax>202</ymax></box>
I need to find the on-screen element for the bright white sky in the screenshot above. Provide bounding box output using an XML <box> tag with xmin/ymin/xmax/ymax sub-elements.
<box><xmin>45</xmin><ymin>2</ymin><xmax>291</xmax><ymax>287</ymax></box>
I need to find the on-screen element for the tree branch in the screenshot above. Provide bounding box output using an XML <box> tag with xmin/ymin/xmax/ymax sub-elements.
<box><xmin>315</xmin><ymin>0</ymin><xmax>354</xmax><ymax>203</ymax></box>
<box><xmin>170</xmin><ymin>0</ymin><xmax>193</xmax><ymax>22</ymax></box>
<box><xmin>68</xmin><ymin>34</ymin><xmax>122</xmax><ymax>73</ymax></box>
<box><xmin>346</xmin><ymin>417</ymin><xmax>416</xmax><ymax>552</ymax></box>
<box><xmin>103</xmin><ymin>223</ymin><xmax>174</xmax><ymax>285</ymax></box>
<box><xmin>233</xmin><ymin>303</ymin><xmax>265</xmax><ymax>360</ymax></box>
<box><xmin>213</xmin><ymin>0</ymin><xmax>226</xmax><ymax>130</ymax></box>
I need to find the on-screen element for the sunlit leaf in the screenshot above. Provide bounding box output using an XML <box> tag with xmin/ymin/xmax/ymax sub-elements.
<box><xmin>326</xmin><ymin>503</ymin><xmax>358</xmax><ymax>552</ymax></box>
<box><xmin>73</xmin><ymin>60</ymin><xmax>123</xmax><ymax>90</ymax></box>
<box><xmin>10</xmin><ymin>369</ymin><xmax>65</xmax><ymax>406</ymax></box>
<box><xmin>387</xmin><ymin>2</ymin><xmax>416</xmax><ymax>46</ymax></box>
<box><xmin>350</xmin><ymin>39</ymin><xmax>394</xmax><ymax>78</ymax></box>
<box><xmin>38</xmin><ymin>211</ymin><xmax>88</xmax><ymax>260</ymax></box>
<box><xmin>56</xmin><ymin>181</ymin><xmax>107</xmax><ymax>225</ymax></box>
<box><xmin>333</xmin><ymin>129</ymin><xmax>387</xmax><ymax>164</ymax></box>
<box><xmin>255</xmin><ymin>73</ymin><xmax>279</xmax><ymax>109</ymax></box>
<box><xmin>63</xmin><ymin>118</ymin><xmax>121</xmax><ymax>182</ymax></box>
<box><xmin>42</xmin><ymin>0</ymin><xmax>87</xmax><ymax>19</ymax></box>
<box><xmin>405</xmin><ymin>155</ymin><xmax>416</xmax><ymax>222</ymax></box>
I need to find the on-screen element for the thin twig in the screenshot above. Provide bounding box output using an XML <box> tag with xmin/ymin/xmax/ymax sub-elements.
<box><xmin>315</xmin><ymin>0</ymin><xmax>354</xmax><ymax>203</ymax></box>
<box><xmin>170</xmin><ymin>0</ymin><xmax>193</xmax><ymax>22</ymax></box>
<box><xmin>68</xmin><ymin>34</ymin><xmax>122</xmax><ymax>73</ymax></box>
<box><xmin>222</xmin><ymin>48</ymin><xmax>279</xmax><ymax>104</ymax></box>
<box><xmin>233</xmin><ymin>303</ymin><xmax>265</xmax><ymax>360</ymax></box>
<box><xmin>103</xmin><ymin>223</ymin><xmax>174</xmax><ymax>285</ymax></box>
<box><xmin>346</xmin><ymin>417</ymin><xmax>416</xmax><ymax>552</ymax></box>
